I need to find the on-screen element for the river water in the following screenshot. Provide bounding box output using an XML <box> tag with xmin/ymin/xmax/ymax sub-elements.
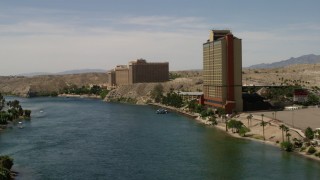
<box><xmin>0</xmin><ymin>97</ymin><xmax>319</xmax><ymax>180</ymax></box>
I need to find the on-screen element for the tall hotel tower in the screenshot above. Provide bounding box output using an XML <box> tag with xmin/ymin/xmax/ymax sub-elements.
<box><xmin>203</xmin><ymin>30</ymin><xmax>243</xmax><ymax>113</ymax></box>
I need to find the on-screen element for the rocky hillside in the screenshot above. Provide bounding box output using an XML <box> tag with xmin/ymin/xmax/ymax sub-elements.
<box><xmin>0</xmin><ymin>73</ymin><xmax>108</xmax><ymax>97</ymax></box>
<box><xmin>243</xmin><ymin>63</ymin><xmax>320</xmax><ymax>87</ymax></box>
<box><xmin>105</xmin><ymin>77</ymin><xmax>203</xmax><ymax>104</ymax></box>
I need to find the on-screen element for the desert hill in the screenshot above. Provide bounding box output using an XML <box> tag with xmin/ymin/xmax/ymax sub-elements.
<box><xmin>243</xmin><ymin>63</ymin><xmax>320</xmax><ymax>87</ymax></box>
<box><xmin>0</xmin><ymin>73</ymin><xmax>108</xmax><ymax>97</ymax></box>
<box><xmin>1</xmin><ymin>63</ymin><xmax>320</xmax><ymax>101</ymax></box>
<box><xmin>248</xmin><ymin>54</ymin><xmax>320</xmax><ymax>69</ymax></box>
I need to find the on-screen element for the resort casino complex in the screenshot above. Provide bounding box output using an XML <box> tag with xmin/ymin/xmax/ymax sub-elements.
<box><xmin>203</xmin><ymin>30</ymin><xmax>243</xmax><ymax>113</ymax></box>
<box><xmin>107</xmin><ymin>59</ymin><xmax>169</xmax><ymax>86</ymax></box>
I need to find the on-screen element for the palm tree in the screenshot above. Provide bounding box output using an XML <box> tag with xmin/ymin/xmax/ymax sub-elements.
<box><xmin>0</xmin><ymin>93</ymin><xmax>5</xmax><ymax>111</ymax></box>
<box><xmin>247</xmin><ymin>114</ymin><xmax>253</xmax><ymax>127</ymax></box>
<box><xmin>260</xmin><ymin>120</ymin><xmax>268</xmax><ymax>140</ymax></box>
<box><xmin>283</xmin><ymin>126</ymin><xmax>290</xmax><ymax>142</ymax></box>
<box><xmin>225</xmin><ymin>116</ymin><xmax>229</xmax><ymax>132</ymax></box>
<box><xmin>286</xmin><ymin>133</ymin><xmax>292</xmax><ymax>142</ymax></box>
<box><xmin>279</xmin><ymin>124</ymin><xmax>287</xmax><ymax>142</ymax></box>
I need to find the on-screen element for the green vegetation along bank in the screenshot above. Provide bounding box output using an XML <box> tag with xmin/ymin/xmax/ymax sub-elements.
<box><xmin>0</xmin><ymin>93</ymin><xmax>32</xmax><ymax>179</ymax></box>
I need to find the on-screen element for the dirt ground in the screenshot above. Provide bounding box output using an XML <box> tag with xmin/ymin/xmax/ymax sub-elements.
<box><xmin>251</xmin><ymin>107</ymin><xmax>320</xmax><ymax>131</ymax></box>
<box><xmin>217</xmin><ymin>113</ymin><xmax>304</xmax><ymax>143</ymax></box>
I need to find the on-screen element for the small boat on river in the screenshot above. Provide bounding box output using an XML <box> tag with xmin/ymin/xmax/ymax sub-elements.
<box><xmin>18</xmin><ymin>121</ymin><xmax>24</xmax><ymax>129</ymax></box>
<box><xmin>156</xmin><ymin>109</ymin><xmax>168</xmax><ymax>114</ymax></box>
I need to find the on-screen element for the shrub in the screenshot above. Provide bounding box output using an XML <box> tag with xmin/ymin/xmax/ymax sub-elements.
<box><xmin>24</xmin><ymin>110</ymin><xmax>32</xmax><ymax>118</ymax></box>
<box><xmin>280</xmin><ymin>141</ymin><xmax>294</xmax><ymax>152</ymax></box>
<box><xmin>315</xmin><ymin>152</ymin><xmax>320</xmax><ymax>157</ymax></box>
<box><xmin>227</xmin><ymin>119</ymin><xmax>243</xmax><ymax>133</ymax></box>
<box><xmin>304</xmin><ymin>141</ymin><xmax>311</xmax><ymax>147</ymax></box>
<box><xmin>200</xmin><ymin>108</ymin><xmax>214</xmax><ymax>118</ymax></box>
<box><xmin>208</xmin><ymin>116</ymin><xmax>217</xmax><ymax>126</ymax></box>
<box><xmin>300</xmin><ymin>146</ymin><xmax>306</xmax><ymax>152</ymax></box>
<box><xmin>307</xmin><ymin>146</ymin><xmax>316</xmax><ymax>155</ymax></box>
<box><xmin>151</xmin><ymin>84</ymin><xmax>164</xmax><ymax>103</ymax></box>
<box><xmin>239</xmin><ymin>127</ymin><xmax>250</xmax><ymax>137</ymax></box>
<box><xmin>100</xmin><ymin>90</ymin><xmax>110</xmax><ymax>99</ymax></box>
<box><xmin>305</xmin><ymin>127</ymin><xmax>314</xmax><ymax>140</ymax></box>
<box><xmin>0</xmin><ymin>167</ymin><xmax>11</xmax><ymax>180</ymax></box>
<box><xmin>0</xmin><ymin>155</ymin><xmax>13</xmax><ymax>170</ymax></box>
<box><xmin>293</xmin><ymin>140</ymin><xmax>303</xmax><ymax>148</ymax></box>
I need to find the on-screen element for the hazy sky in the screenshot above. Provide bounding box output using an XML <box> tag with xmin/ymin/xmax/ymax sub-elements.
<box><xmin>0</xmin><ymin>0</ymin><xmax>319</xmax><ymax>75</ymax></box>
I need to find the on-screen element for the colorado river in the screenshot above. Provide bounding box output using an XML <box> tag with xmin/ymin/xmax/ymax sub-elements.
<box><xmin>0</xmin><ymin>97</ymin><xmax>319</xmax><ymax>179</ymax></box>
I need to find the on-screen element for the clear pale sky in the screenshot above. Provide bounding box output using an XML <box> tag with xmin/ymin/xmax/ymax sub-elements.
<box><xmin>0</xmin><ymin>0</ymin><xmax>319</xmax><ymax>75</ymax></box>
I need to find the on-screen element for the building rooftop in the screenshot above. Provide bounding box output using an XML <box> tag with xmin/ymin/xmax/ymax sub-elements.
<box><xmin>115</xmin><ymin>65</ymin><xmax>128</xmax><ymax>70</ymax></box>
<box><xmin>178</xmin><ymin>92</ymin><xmax>203</xmax><ymax>96</ymax></box>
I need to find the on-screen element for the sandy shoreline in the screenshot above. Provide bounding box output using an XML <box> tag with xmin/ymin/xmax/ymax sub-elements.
<box><xmin>149</xmin><ymin>103</ymin><xmax>320</xmax><ymax>163</ymax></box>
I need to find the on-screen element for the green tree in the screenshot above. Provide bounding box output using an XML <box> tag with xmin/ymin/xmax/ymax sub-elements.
<box><xmin>100</xmin><ymin>89</ymin><xmax>110</xmax><ymax>99</ymax></box>
<box><xmin>260</xmin><ymin>114</ymin><xmax>268</xmax><ymax>140</ymax></box>
<box><xmin>0</xmin><ymin>155</ymin><xmax>13</xmax><ymax>180</ymax></box>
<box><xmin>286</xmin><ymin>133</ymin><xmax>292</xmax><ymax>142</ymax></box>
<box><xmin>216</xmin><ymin>107</ymin><xmax>226</xmax><ymax>117</ymax></box>
<box><xmin>208</xmin><ymin>116</ymin><xmax>218</xmax><ymax>126</ymax></box>
<box><xmin>305</xmin><ymin>127</ymin><xmax>314</xmax><ymax>140</ymax></box>
<box><xmin>8</xmin><ymin>100</ymin><xmax>20</xmax><ymax>109</ymax></box>
<box><xmin>247</xmin><ymin>114</ymin><xmax>253</xmax><ymax>127</ymax></box>
<box><xmin>0</xmin><ymin>166</ymin><xmax>11</xmax><ymax>180</ymax></box>
<box><xmin>280</xmin><ymin>141</ymin><xmax>294</xmax><ymax>152</ymax></box>
<box><xmin>0</xmin><ymin>156</ymin><xmax>13</xmax><ymax>170</ymax></box>
<box><xmin>0</xmin><ymin>93</ymin><xmax>5</xmax><ymax>111</ymax></box>
<box><xmin>200</xmin><ymin>108</ymin><xmax>214</xmax><ymax>118</ymax></box>
<box><xmin>0</xmin><ymin>113</ymin><xmax>6</xmax><ymax>125</ymax></box>
<box><xmin>187</xmin><ymin>99</ymin><xmax>198</xmax><ymax>112</ymax></box>
<box><xmin>90</xmin><ymin>85</ymin><xmax>102</xmax><ymax>95</ymax></box>
<box><xmin>18</xmin><ymin>106</ymin><xmax>24</xmax><ymax>116</ymax></box>
<box><xmin>0</xmin><ymin>111</ymin><xmax>10</xmax><ymax>125</ymax></box>
<box><xmin>307</xmin><ymin>94</ymin><xmax>319</xmax><ymax>105</ymax></box>
<box><xmin>151</xmin><ymin>84</ymin><xmax>164</xmax><ymax>103</ymax></box>
<box><xmin>194</xmin><ymin>104</ymin><xmax>205</xmax><ymax>113</ymax></box>
<box><xmin>279</xmin><ymin>124</ymin><xmax>288</xmax><ymax>142</ymax></box>
<box><xmin>8</xmin><ymin>108</ymin><xmax>19</xmax><ymax>120</ymax></box>
<box><xmin>24</xmin><ymin>110</ymin><xmax>32</xmax><ymax>118</ymax></box>
<box><xmin>239</xmin><ymin>126</ymin><xmax>250</xmax><ymax>137</ymax></box>
<box><xmin>227</xmin><ymin>119</ymin><xmax>243</xmax><ymax>133</ymax></box>
<box><xmin>162</xmin><ymin>92</ymin><xmax>183</xmax><ymax>108</ymax></box>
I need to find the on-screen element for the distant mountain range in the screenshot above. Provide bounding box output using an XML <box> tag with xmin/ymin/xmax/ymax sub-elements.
<box><xmin>18</xmin><ymin>69</ymin><xmax>106</xmax><ymax>77</ymax></box>
<box><xmin>248</xmin><ymin>54</ymin><xmax>320</xmax><ymax>69</ymax></box>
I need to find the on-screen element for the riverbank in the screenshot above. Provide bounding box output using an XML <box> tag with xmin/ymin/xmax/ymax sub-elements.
<box><xmin>149</xmin><ymin>103</ymin><xmax>320</xmax><ymax>163</ymax></box>
<box><xmin>58</xmin><ymin>93</ymin><xmax>101</xmax><ymax>99</ymax></box>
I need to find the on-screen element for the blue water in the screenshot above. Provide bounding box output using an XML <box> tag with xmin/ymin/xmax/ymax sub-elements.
<box><xmin>0</xmin><ymin>97</ymin><xmax>319</xmax><ymax>180</ymax></box>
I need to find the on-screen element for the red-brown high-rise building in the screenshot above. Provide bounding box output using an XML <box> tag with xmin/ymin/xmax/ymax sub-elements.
<box><xmin>128</xmin><ymin>59</ymin><xmax>169</xmax><ymax>84</ymax></box>
<box><xmin>108</xmin><ymin>59</ymin><xmax>169</xmax><ymax>86</ymax></box>
<box><xmin>203</xmin><ymin>30</ymin><xmax>243</xmax><ymax>113</ymax></box>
